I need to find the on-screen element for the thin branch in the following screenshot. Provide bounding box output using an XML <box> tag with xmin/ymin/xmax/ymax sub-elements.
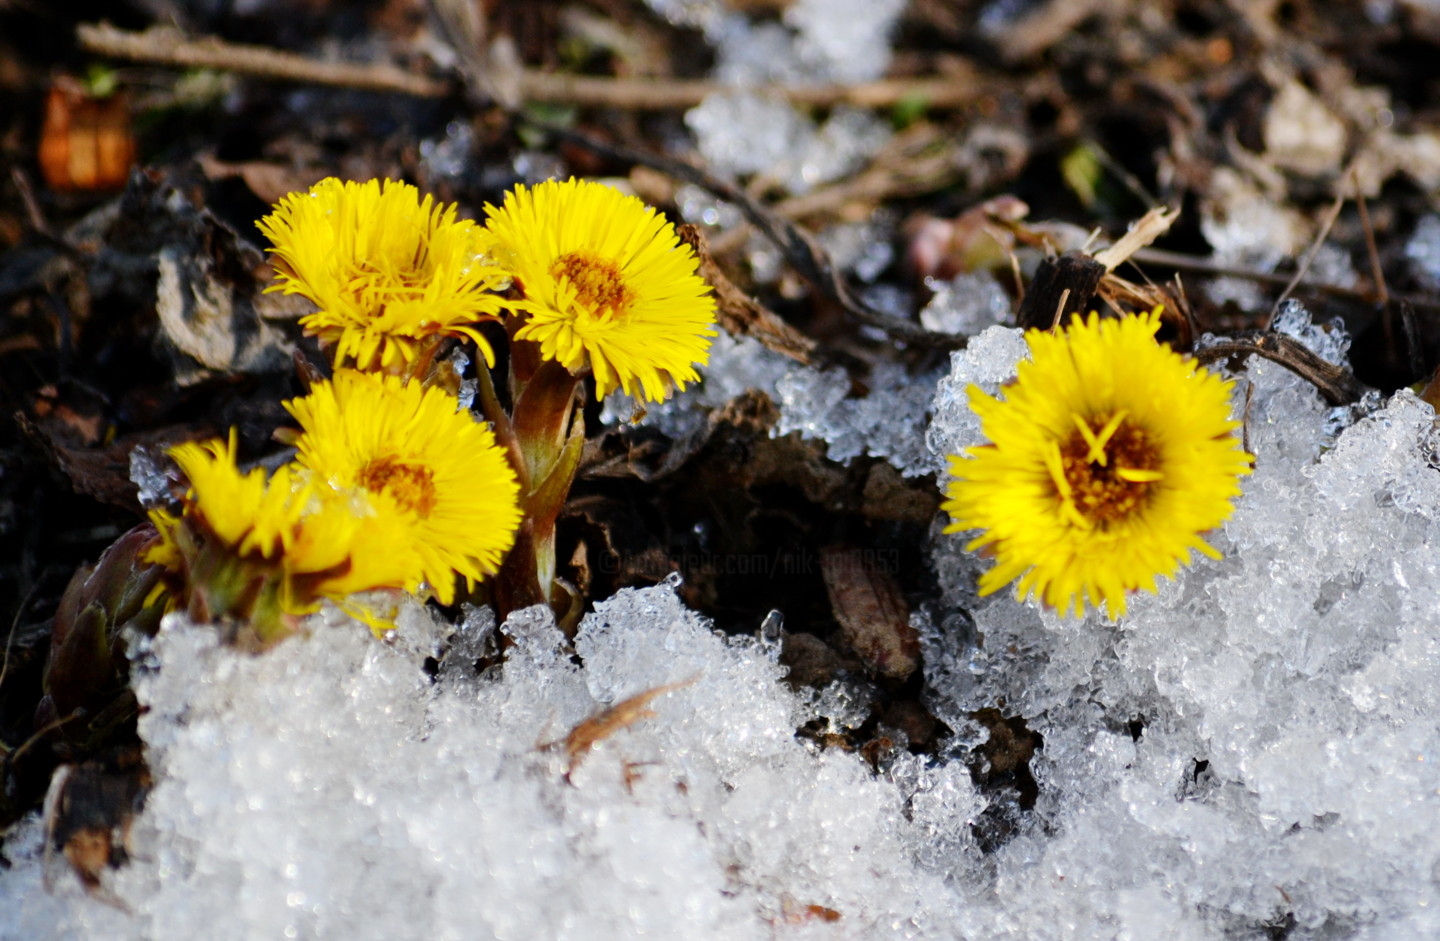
<box><xmin>1354</xmin><ymin>180</ymin><xmax>1389</xmax><ymax>309</ymax></box>
<box><xmin>1267</xmin><ymin>189</ymin><xmax>1345</xmax><ymax>328</ymax></box>
<box><xmin>522</xmin><ymin>72</ymin><xmax>984</xmax><ymax>110</ymax></box>
<box><xmin>10</xmin><ymin>167</ymin><xmax>51</xmax><ymax>236</ymax></box>
<box><xmin>1131</xmin><ymin>247</ymin><xmax>1440</xmax><ymax>312</ymax></box>
<box><xmin>77</xmin><ymin>22</ymin><xmax>986</xmax><ymax>111</ymax></box>
<box><xmin>77</xmin><ymin>23</ymin><xmax>450</xmax><ymax>97</ymax></box>
<box><xmin>1192</xmin><ymin>331</ymin><xmax>1366</xmax><ymax>405</ymax></box>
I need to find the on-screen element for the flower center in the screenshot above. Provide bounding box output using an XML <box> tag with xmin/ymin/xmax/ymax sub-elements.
<box><xmin>344</xmin><ymin>257</ymin><xmax>429</xmax><ymax>307</ymax></box>
<box><xmin>1050</xmin><ymin>411</ymin><xmax>1163</xmax><ymax>528</ymax></box>
<box><xmin>550</xmin><ymin>251</ymin><xmax>632</xmax><ymax>319</ymax></box>
<box><xmin>358</xmin><ymin>456</ymin><xmax>437</xmax><ymax>518</ymax></box>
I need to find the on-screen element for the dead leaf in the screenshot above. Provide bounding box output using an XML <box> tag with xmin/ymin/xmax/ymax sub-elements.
<box><xmin>195</xmin><ymin>154</ymin><xmax>330</xmax><ymax>206</ymax></box>
<box><xmin>544</xmin><ymin>678</ymin><xmax>697</xmax><ymax>774</ymax></box>
<box><xmin>819</xmin><ymin>545</ymin><xmax>917</xmax><ymax>681</ymax></box>
<box><xmin>860</xmin><ymin>462</ymin><xmax>940</xmax><ymax>525</ymax></box>
<box><xmin>18</xmin><ymin>412</ymin><xmax>210</xmax><ymax>513</ymax></box>
<box><xmin>679</xmin><ymin>224</ymin><xmax>816</xmax><ymax>365</ymax></box>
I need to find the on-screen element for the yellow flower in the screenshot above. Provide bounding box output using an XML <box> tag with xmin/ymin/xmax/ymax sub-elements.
<box><xmin>942</xmin><ymin>310</ymin><xmax>1252</xmax><ymax>618</ymax></box>
<box><xmin>482</xmin><ymin>178</ymin><xmax>717</xmax><ymax>401</ymax></box>
<box><xmin>145</xmin><ymin>434</ymin><xmax>420</xmax><ymax>630</ymax></box>
<box><xmin>284</xmin><ymin>370</ymin><xmax>523</xmax><ymax>604</ymax></box>
<box><xmin>257</xmin><ymin>178</ymin><xmax>509</xmax><ymax>370</ymax></box>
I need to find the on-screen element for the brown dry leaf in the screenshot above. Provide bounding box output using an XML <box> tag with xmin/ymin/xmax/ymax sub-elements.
<box><xmin>1090</xmin><ymin>206</ymin><xmax>1179</xmax><ymax>273</ymax></box>
<box><xmin>860</xmin><ymin>462</ymin><xmax>941</xmax><ymax>525</ymax></box>
<box><xmin>777</xmin><ymin>898</ymin><xmax>844</xmax><ymax>925</ymax></box>
<box><xmin>195</xmin><ymin>154</ymin><xmax>331</xmax><ymax>206</ymax></box>
<box><xmin>155</xmin><ymin>243</ymin><xmax>295</xmax><ymax>385</ymax></box>
<box><xmin>18</xmin><ymin>413</ymin><xmax>210</xmax><ymax>513</ymax></box>
<box><xmin>679</xmin><ymin>224</ymin><xmax>816</xmax><ymax>366</ymax></box>
<box><xmin>546</xmin><ymin>677</ymin><xmax>697</xmax><ymax>774</ymax></box>
<box><xmin>779</xmin><ymin>631</ymin><xmax>862</xmax><ymax>690</ymax></box>
<box><xmin>819</xmin><ymin>544</ymin><xmax>917</xmax><ymax>681</ymax></box>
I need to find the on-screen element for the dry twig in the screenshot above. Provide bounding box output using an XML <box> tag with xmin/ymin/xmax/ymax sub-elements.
<box><xmin>1130</xmin><ymin>248</ymin><xmax>1440</xmax><ymax>313</ymax></box>
<box><xmin>76</xmin><ymin>23</ymin><xmax>449</xmax><ymax>97</ymax></box>
<box><xmin>1267</xmin><ymin>191</ymin><xmax>1345</xmax><ymax>328</ymax></box>
<box><xmin>1192</xmin><ymin>332</ymin><xmax>1366</xmax><ymax>405</ymax></box>
<box><xmin>77</xmin><ymin>22</ymin><xmax>985</xmax><ymax>111</ymax></box>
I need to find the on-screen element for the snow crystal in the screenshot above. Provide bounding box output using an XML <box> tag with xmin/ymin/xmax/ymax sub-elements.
<box><xmin>597</xmin><ymin>331</ymin><xmax>793</xmax><ymax>439</ymax></box>
<box><xmin>773</xmin><ymin>359</ymin><xmax>945</xmax><ymax>475</ymax></box>
<box><xmin>510</xmin><ymin>150</ymin><xmax>566</xmax><ymax>185</ymax></box>
<box><xmin>686</xmin><ymin>92</ymin><xmax>811</xmax><ymax>180</ymax></box>
<box><xmin>675</xmin><ymin>182</ymin><xmax>743</xmax><ymax>231</ymax></box>
<box><xmin>1199</xmin><ymin>173</ymin><xmax>1305</xmax><ymax>309</ymax></box>
<box><xmin>924</xmin><ymin>324</ymin><xmax>1030</xmax><ymax>475</ymax></box>
<box><xmin>642</xmin><ymin>0</ymin><xmax>728</xmax><ymax>33</ymax></box>
<box><xmin>683</xmin><ymin>1</ymin><xmax>896</xmax><ymax>197</ymax></box>
<box><xmin>3</xmin><ymin>585</ymin><xmax>965</xmax><ymax>940</ymax></box>
<box><xmin>712</xmin><ymin>17</ymin><xmax>809</xmax><ymax>86</ymax></box>
<box><xmin>418</xmin><ymin>120</ymin><xmax>474</xmax><ymax>184</ymax></box>
<box><xmin>784</xmin><ymin>0</ymin><xmax>906</xmax><ymax>84</ymax></box>
<box><xmin>1270</xmin><ymin>297</ymin><xmax>1352</xmax><ymax>365</ymax></box>
<box><xmin>686</xmin><ymin>95</ymin><xmax>889</xmax><ymax>195</ymax></box>
<box><xmin>602</xmin><ymin>331</ymin><xmax>946</xmax><ymax>477</ymax></box>
<box><xmin>443</xmin><ymin>347</ymin><xmax>476</xmax><ymax>411</ymax></box>
<box><xmin>918</xmin><ymin>271</ymin><xmax>1013</xmax><ymax>336</ymax></box>
<box><xmin>795</xmin><ymin>108</ymin><xmax>892</xmax><ymax>194</ymax></box>
<box><xmin>819</xmin><ymin>212</ymin><xmax>897</xmax><ymax>283</ymax></box>
<box><xmin>804</xmin><ymin>678</ymin><xmax>877</xmax><ymax>734</ymax></box>
<box><xmin>127</xmin><ymin>444</ymin><xmax>172</xmax><ymax>509</ymax></box>
<box><xmin>697</xmin><ymin>0</ymin><xmax>902</xmax><ymax>87</ymax></box>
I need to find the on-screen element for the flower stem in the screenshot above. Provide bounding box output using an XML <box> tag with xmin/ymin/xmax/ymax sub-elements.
<box><xmin>482</xmin><ymin>351</ymin><xmax>585</xmax><ymax>627</ymax></box>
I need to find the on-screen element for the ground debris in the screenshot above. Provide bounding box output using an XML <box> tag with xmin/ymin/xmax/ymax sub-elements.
<box><xmin>542</xmin><ymin>677</ymin><xmax>697</xmax><ymax>775</ymax></box>
<box><xmin>819</xmin><ymin>544</ymin><xmax>917</xmax><ymax>681</ymax></box>
<box><xmin>41</xmin><ymin>748</ymin><xmax>149</xmax><ymax>894</ymax></box>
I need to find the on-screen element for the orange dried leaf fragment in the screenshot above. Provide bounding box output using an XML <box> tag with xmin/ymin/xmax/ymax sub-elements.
<box><xmin>39</xmin><ymin>80</ymin><xmax>136</xmax><ymax>192</ymax></box>
<box><xmin>544</xmin><ymin>677</ymin><xmax>697</xmax><ymax>773</ymax></box>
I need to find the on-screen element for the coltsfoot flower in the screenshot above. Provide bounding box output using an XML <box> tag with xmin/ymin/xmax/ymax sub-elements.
<box><xmin>284</xmin><ymin>370</ymin><xmax>523</xmax><ymax>604</ymax></box>
<box><xmin>258</xmin><ymin>177</ymin><xmax>509</xmax><ymax>370</ymax></box>
<box><xmin>482</xmin><ymin>178</ymin><xmax>717</xmax><ymax>401</ymax></box>
<box><xmin>145</xmin><ymin>434</ymin><xmax>420</xmax><ymax>638</ymax></box>
<box><xmin>942</xmin><ymin>310</ymin><xmax>1253</xmax><ymax>618</ymax></box>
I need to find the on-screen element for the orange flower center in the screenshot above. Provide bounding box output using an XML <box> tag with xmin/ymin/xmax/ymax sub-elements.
<box><xmin>550</xmin><ymin>251</ymin><xmax>632</xmax><ymax>319</ymax></box>
<box><xmin>1054</xmin><ymin>412</ymin><xmax>1163</xmax><ymax>526</ymax></box>
<box><xmin>359</xmin><ymin>456</ymin><xmax>437</xmax><ymax>518</ymax></box>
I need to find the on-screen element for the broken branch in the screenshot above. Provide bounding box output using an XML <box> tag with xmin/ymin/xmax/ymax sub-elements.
<box><xmin>77</xmin><ymin>22</ymin><xmax>986</xmax><ymax>111</ymax></box>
